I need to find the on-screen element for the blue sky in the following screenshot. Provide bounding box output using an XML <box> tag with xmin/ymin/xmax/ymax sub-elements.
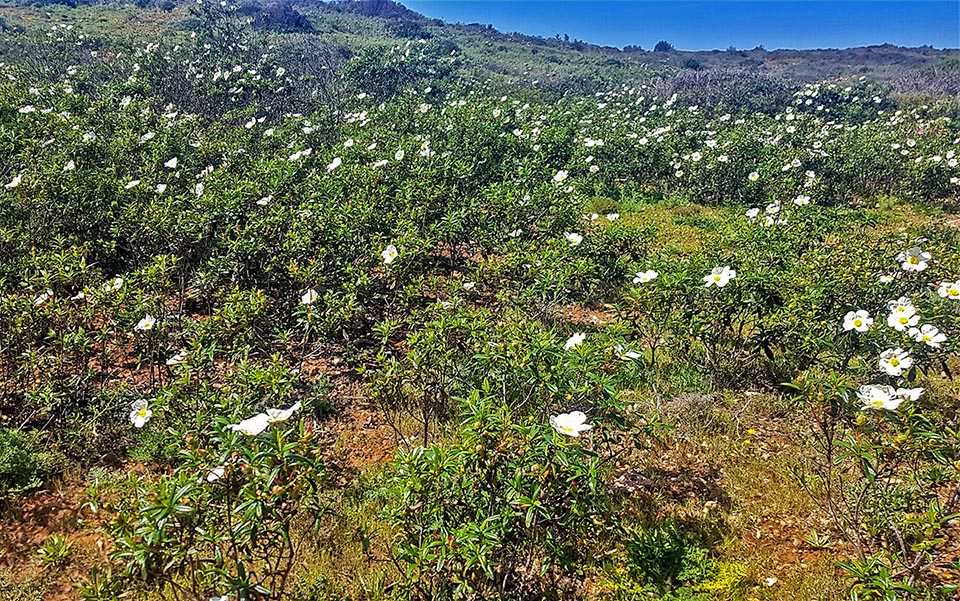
<box><xmin>401</xmin><ymin>1</ymin><xmax>960</xmax><ymax>51</ymax></box>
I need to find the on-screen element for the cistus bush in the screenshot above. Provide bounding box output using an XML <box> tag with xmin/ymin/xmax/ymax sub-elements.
<box><xmin>384</xmin><ymin>391</ymin><xmax>616</xmax><ymax>600</ymax></box>
<box><xmin>88</xmin><ymin>415</ymin><xmax>325</xmax><ymax>601</ymax></box>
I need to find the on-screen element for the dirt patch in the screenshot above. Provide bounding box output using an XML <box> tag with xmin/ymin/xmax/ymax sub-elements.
<box><xmin>558</xmin><ymin>304</ymin><xmax>617</xmax><ymax>327</ymax></box>
<box><xmin>0</xmin><ymin>482</ymin><xmax>111</xmax><ymax>601</ymax></box>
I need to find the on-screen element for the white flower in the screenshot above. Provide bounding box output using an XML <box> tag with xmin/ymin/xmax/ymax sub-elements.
<box><xmin>156</xmin><ymin>183</ymin><xmax>168</xmax><ymax>194</ymax></box>
<box><xmin>326</xmin><ymin>157</ymin><xmax>342</xmax><ymax>172</ymax></box>
<box><xmin>64</xmin><ymin>160</ymin><xmax>76</xmax><ymax>172</ymax></box>
<box><xmin>134</xmin><ymin>315</ymin><xmax>156</xmax><ymax>332</ymax></box>
<box><xmin>226</xmin><ymin>413</ymin><xmax>270</xmax><ymax>436</ymax></box>
<box><xmin>878</xmin><ymin>274</ymin><xmax>895</xmax><ymax>284</ymax></box>
<box><xmin>887</xmin><ymin>311</ymin><xmax>920</xmax><ymax>332</ymax></box>
<box><xmin>583</xmin><ymin>213</ymin><xmax>599</xmax><ymax>221</ymax></box>
<box><xmin>394</xmin><ymin>149</ymin><xmax>405</xmax><ymax>161</ymax></box>
<box><xmin>553</xmin><ymin>170</ymin><xmax>569</xmax><ymax>183</ymax></box>
<box><xmin>462</xmin><ymin>281</ymin><xmax>475</xmax><ymax>291</ymax></box>
<box><xmin>5</xmin><ymin>174</ymin><xmax>22</xmax><ymax>189</ymax></box>
<box><xmin>164</xmin><ymin>157</ymin><xmax>178</xmax><ymax>169</ymax></box>
<box><xmin>937</xmin><ymin>279</ymin><xmax>960</xmax><ymax>300</ymax></box>
<box><xmin>895</xmin><ymin>387</ymin><xmax>924</xmax><ymax>401</ymax></box>
<box><xmin>605</xmin><ymin>213</ymin><xmax>620</xmax><ymax>221</ymax></box>
<box><xmin>858</xmin><ymin>384</ymin><xmax>920</xmax><ymax>411</ymax></box>
<box><xmin>166</xmin><ymin>350</ymin><xmax>188</xmax><ymax>366</ymax></box>
<box><xmin>124</xmin><ymin>179</ymin><xmax>140</xmax><ymax>190</ymax></box>
<box><xmin>382</xmin><ymin>244</ymin><xmax>399</xmax><ymax>265</ymax></box>
<box><xmin>373</xmin><ymin>159</ymin><xmax>389</xmax><ymax>168</ymax></box>
<box><xmin>897</xmin><ymin>247</ymin><xmax>930</xmax><ymax>272</ymax></box>
<box><xmin>909</xmin><ymin>324</ymin><xmax>946</xmax><ymax>348</ymax></box>
<box><xmin>793</xmin><ymin>195</ymin><xmax>811</xmax><ymax>206</ymax></box>
<box><xmin>633</xmin><ymin>269</ymin><xmax>658</xmax><ymax>284</ymax></box>
<box><xmin>843</xmin><ymin>310</ymin><xmax>872</xmax><ymax>332</ymax></box>
<box><xmin>748</xmin><ymin>171</ymin><xmax>760</xmax><ymax>182</ymax></box>
<box><xmin>33</xmin><ymin>289</ymin><xmax>53</xmax><ymax>306</ymax></box>
<box><xmin>879</xmin><ymin>348</ymin><xmax>912</xmax><ymax>376</ymax></box>
<box><xmin>563</xmin><ymin>332</ymin><xmax>586</xmax><ymax>350</ymax></box>
<box><xmin>765</xmin><ymin>203</ymin><xmax>780</xmax><ymax>215</ymax></box>
<box><xmin>257</xmin><ymin>195</ymin><xmax>272</xmax><ymax>205</ymax></box>
<box><xmin>745</xmin><ymin>208</ymin><xmax>760</xmax><ymax>221</ymax></box>
<box><xmin>549</xmin><ymin>411</ymin><xmax>592</xmax><ymax>437</ymax></box>
<box><xmin>206</xmin><ymin>466</ymin><xmax>225</xmax><ymax>482</ymax></box>
<box><xmin>615</xmin><ymin>344</ymin><xmax>642</xmax><ymax>360</ymax></box>
<box><xmin>887</xmin><ymin>297</ymin><xmax>915</xmax><ymax>318</ymax></box>
<box><xmin>301</xmin><ymin>289</ymin><xmax>318</xmax><ymax>305</ymax></box>
<box><xmin>130</xmin><ymin>399</ymin><xmax>153</xmax><ymax>428</ymax></box>
<box><xmin>265</xmin><ymin>401</ymin><xmax>301</xmax><ymax>423</ymax></box>
<box><xmin>104</xmin><ymin>277</ymin><xmax>123</xmax><ymax>292</ymax></box>
<box><xmin>704</xmin><ymin>266</ymin><xmax>736</xmax><ymax>288</ymax></box>
<box><xmin>563</xmin><ymin>232</ymin><xmax>583</xmax><ymax>247</ymax></box>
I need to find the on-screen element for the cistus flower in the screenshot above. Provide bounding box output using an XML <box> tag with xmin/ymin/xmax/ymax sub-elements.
<box><xmin>879</xmin><ymin>348</ymin><xmax>912</xmax><ymax>376</ymax></box>
<box><xmin>301</xmin><ymin>289</ymin><xmax>318</xmax><ymax>305</ymax></box>
<box><xmin>937</xmin><ymin>279</ymin><xmax>960</xmax><ymax>299</ymax></box>
<box><xmin>887</xmin><ymin>297</ymin><xmax>915</xmax><ymax>318</ymax></box>
<box><xmin>549</xmin><ymin>411</ymin><xmax>592</xmax><ymax>437</ymax></box>
<box><xmin>226</xmin><ymin>412</ymin><xmax>270</xmax><ymax>436</ymax></box>
<box><xmin>564</xmin><ymin>332</ymin><xmax>586</xmax><ymax>350</ymax></box>
<box><xmin>563</xmin><ymin>232</ymin><xmax>583</xmax><ymax>247</ymax></box>
<box><xmin>857</xmin><ymin>384</ymin><xmax>903</xmax><ymax>411</ymax></box>
<box><xmin>33</xmin><ymin>289</ymin><xmax>53</xmax><ymax>307</ymax></box>
<box><xmin>897</xmin><ymin>247</ymin><xmax>931</xmax><ymax>272</ymax></box>
<box><xmin>909</xmin><ymin>324</ymin><xmax>946</xmax><ymax>348</ymax></box>
<box><xmin>382</xmin><ymin>244</ymin><xmax>398</xmax><ymax>265</ymax></box>
<box><xmin>633</xmin><ymin>269</ymin><xmax>658</xmax><ymax>284</ymax></box>
<box><xmin>226</xmin><ymin>402</ymin><xmax>301</xmax><ymax>436</ymax></box>
<box><xmin>134</xmin><ymin>315</ymin><xmax>156</xmax><ymax>332</ymax></box>
<box><xmin>748</xmin><ymin>171</ymin><xmax>760</xmax><ymax>182</ymax></box>
<box><xmin>166</xmin><ymin>350</ymin><xmax>188</xmax><ymax>366</ymax></box>
<box><xmin>206</xmin><ymin>466</ymin><xmax>225</xmax><ymax>483</ymax></box>
<box><xmin>843</xmin><ymin>310</ymin><xmax>873</xmax><ymax>332</ymax></box>
<box><xmin>703</xmin><ymin>266</ymin><xmax>736</xmax><ymax>288</ymax></box>
<box><xmin>129</xmin><ymin>399</ymin><xmax>152</xmax><ymax>428</ymax></box>
<box><xmin>265</xmin><ymin>401</ymin><xmax>302</xmax><ymax>424</ymax></box>
<box><xmin>887</xmin><ymin>311</ymin><xmax>920</xmax><ymax>332</ymax></box>
<box><xmin>553</xmin><ymin>170</ymin><xmax>569</xmax><ymax>183</ymax></box>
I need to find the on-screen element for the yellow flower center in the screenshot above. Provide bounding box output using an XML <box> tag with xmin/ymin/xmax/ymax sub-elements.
<box><xmin>714</xmin><ymin>275</ymin><xmax>721</xmax><ymax>281</ymax></box>
<box><xmin>890</xmin><ymin>358</ymin><xmax>900</xmax><ymax>367</ymax></box>
<box><xmin>853</xmin><ymin>319</ymin><xmax>863</xmax><ymax>327</ymax></box>
<box><xmin>909</xmin><ymin>257</ymin><xmax>919</xmax><ymax>264</ymax></box>
<box><xmin>138</xmin><ymin>409</ymin><xmax>148</xmax><ymax>418</ymax></box>
<box><xmin>950</xmin><ymin>289</ymin><xmax>959</xmax><ymax>297</ymax></box>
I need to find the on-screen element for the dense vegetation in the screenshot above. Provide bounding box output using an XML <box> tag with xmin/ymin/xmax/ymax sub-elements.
<box><xmin>0</xmin><ymin>1</ymin><xmax>959</xmax><ymax>600</ymax></box>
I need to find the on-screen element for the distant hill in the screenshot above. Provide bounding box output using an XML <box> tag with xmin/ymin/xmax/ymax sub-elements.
<box><xmin>0</xmin><ymin>0</ymin><xmax>956</xmax><ymax>99</ymax></box>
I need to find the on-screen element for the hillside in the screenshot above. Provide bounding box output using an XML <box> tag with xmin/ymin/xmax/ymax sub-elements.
<box><xmin>0</xmin><ymin>2</ymin><xmax>959</xmax><ymax>601</ymax></box>
<box><xmin>0</xmin><ymin>0</ymin><xmax>956</xmax><ymax>100</ymax></box>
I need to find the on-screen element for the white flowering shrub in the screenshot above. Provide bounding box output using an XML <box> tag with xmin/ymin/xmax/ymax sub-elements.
<box><xmin>383</xmin><ymin>391</ymin><xmax>616</xmax><ymax>600</ymax></box>
<box><xmin>85</xmin><ymin>417</ymin><xmax>324</xmax><ymax>601</ymax></box>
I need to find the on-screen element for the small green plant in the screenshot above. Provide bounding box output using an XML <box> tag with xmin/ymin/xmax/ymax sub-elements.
<box><xmin>38</xmin><ymin>534</ymin><xmax>73</xmax><ymax>567</ymax></box>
